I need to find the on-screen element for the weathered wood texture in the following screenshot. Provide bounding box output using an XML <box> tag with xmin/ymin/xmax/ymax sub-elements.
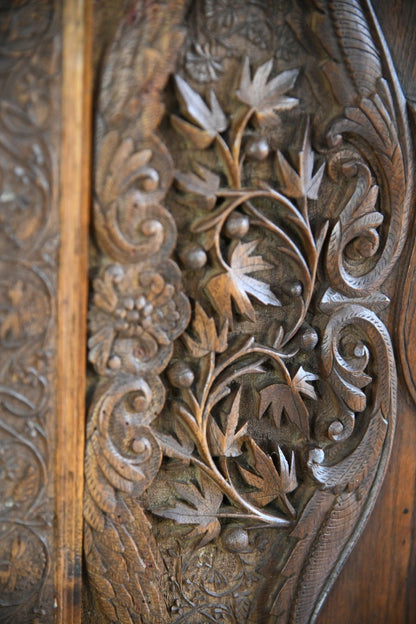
<box><xmin>320</xmin><ymin>2</ymin><xmax>416</xmax><ymax>621</ymax></box>
<box><xmin>0</xmin><ymin>1</ymin><xmax>92</xmax><ymax>622</ymax></box>
<box><xmin>84</xmin><ymin>1</ymin><xmax>415</xmax><ymax>623</ymax></box>
<box><xmin>0</xmin><ymin>1</ymin><xmax>62</xmax><ymax>622</ymax></box>
<box><xmin>319</xmin><ymin>388</ymin><xmax>416</xmax><ymax>624</ymax></box>
<box><xmin>1</xmin><ymin>1</ymin><xmax>415</xmax><ymax>623</ymax></box>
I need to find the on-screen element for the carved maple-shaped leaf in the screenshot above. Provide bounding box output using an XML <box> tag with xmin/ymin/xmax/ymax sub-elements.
<box><xmin>152</xmin><ymin>472</ymin><xmax>223</xmax><ymax>547</ymax></box>
<box><xmin>239</xmin><ymin>439</ymin><xmax>297</xmax><ymax>515</ymax></box>
<box><xmin>206</xmin><ymin>240</ymin><xmax>281</xmax><ymax>324</ymax></box>
<box><xmin>183</xmin><ymin>302</ymin><xmax>228</xmax><ymax>357</ymax></box>
<box><xmin>208</xmin><ymin>387</ymin><xmax>248</xmax><ymax>457</ymax></box>
<box><xmin>154</xmin><ymin>415</ymin><xmax>195</xmax><ymax>464</ymax></box>
<box><xmin>174</xmin><ymin>74</ymin><xmax>228</xmax><ymax>138</ymax></box>
<box><xmin>292</xmin><ymin>366</ymin><xmax>318</xmax><ymax>400</ymax></box>
<box><xmin>175</xmin><ymin>164</ymin><xmax>220</xmax><ymax>211</ymax></box>
<box><xmin>259</xmin><ymin>383</ymin><xmax>310</xmax><ymax>439</ymax></box>
<box><xmin>236</xmin><ymin>57</ymin><xmax>299</xmax><ymax>118</ymax></box>
<box><xmin>276</xmin><ymin>121</ymin><xmax>325</xmax><ymax>200</ymax></box>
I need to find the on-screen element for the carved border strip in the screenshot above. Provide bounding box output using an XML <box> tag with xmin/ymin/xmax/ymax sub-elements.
<box><xmin>84</xmin><ymin>3</ymin><xmax>190</xmax><ymax>622</ymax></box>
<box><xmin>0</xmin><ymin>1</ymin><xmax>61</xmax><ymax>621</ymax></box>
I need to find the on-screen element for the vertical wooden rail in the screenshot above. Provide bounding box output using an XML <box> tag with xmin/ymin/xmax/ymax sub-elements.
<box><xmin>56</xmin><ymin>0</ymin><xmax>92</xmax><ymax>621</ymax></box>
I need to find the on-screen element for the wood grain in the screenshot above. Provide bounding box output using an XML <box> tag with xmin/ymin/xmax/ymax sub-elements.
<box><xmin>56</xmin><ymin>0</ymin><xmax>92</xmax><ymax>621</ymax></box>
<box><xmin>84</xmin><ymin>1</ymin><xmax>414</xmax><ymax>622</ymax></box>
<box><xmin>319</xmin><ymin>2</ymin><xmax>416</xmax><ymax>621</ymax></box>
<box><xmin>318</xmin><ymin>387</ymin><xmax>416</xmax><ymax>624</ymax></box>
<box><xmin>0</xmin><ymin>1</ymin><xmax>62</xmax><ymax>620</ymax></box>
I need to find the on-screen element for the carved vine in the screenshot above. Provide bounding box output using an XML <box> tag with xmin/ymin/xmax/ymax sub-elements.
<box><xmin>85</xmin><ymin>1</ymin><xmax>413</xmax><ymax>623</ymax></box>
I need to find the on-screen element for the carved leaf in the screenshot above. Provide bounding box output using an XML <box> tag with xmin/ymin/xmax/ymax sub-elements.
<box><xmin>239</xmin><ymin>439</ymin><xmax>297</xmax><ymax>513</ymax></box>
<box><xmin>208</xmin><ymin>387</ymin><xmax>248</xmax><ymax>457</ymax></box>
<box><xmin>152</xmin><ymin>471</ymin><xmax>223</xmax><ymax>547</ymax></box>
<box><xmin>236</xmin><ymin>57</ymin><xmax>299</xmax><ymax>118</ymax></box>
<box><xmin>174</xmin><ymin>74</ymin><xmax>228</xmax><ymax>137</ymax></box>
<box><xmin>292</xmin><ymin>366</ymin><xmax>319</xmax><ymax>400</ymax></box>
<box><xmin>183</xmin><ymin>302</ymin><xmax>228</xmax><ymax>357</ymax></box>
<box><xmin>175</xmin><ymin>164</ymin><xmax>220</xmax><ymax>211</ymax></box>
<box><xmin>259</xmin><ymin>383</ymin><xmax>310</xmax><ymax>439</ymax></box>
<box><xmin>206</xmin><ymin>240</ymin><xmax>281</xmax><ymax>324</ymax></box>
<box><xmin>276</xmin><ymin>121</ymin><xmax>325</xmax><ymax>200</ymax></box>
<box><xmin>320</xmin><ymin>287</ymin><xmax>390</xmax><ymax>313</ymax></box>
<box><xmin>154</xmin><ymin>417</ymin><xmax>195</xmax><ymax>463</ymax></box>
<box><xmin>87</xmin><ymin>325</ymin><xmax>115</xmax><ymax>376</ymax></box>
<box><xmin>277</xmin><ymin>446</ymin><xmax>298</xmax><ymax>493</ymax></box>
<box><xmin>170</xmin><ymin>114</ymin><xmax>214</xmax><ymax>149</ymax></box>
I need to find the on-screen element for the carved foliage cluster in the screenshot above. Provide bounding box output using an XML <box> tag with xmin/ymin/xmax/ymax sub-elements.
<box><xmin>84</xmin><ymin>3</ymin><xmax>191</xmax><ymax>623</ymax></box>
<box><xmin>85</xmin><ymin>1</ymin><xmax>413</xmax><ymax>623</ymax></box>
<box><xmin>0</xmin><ymin>1</ymin><xmax>60</xmax><ymax>622</ymax></box>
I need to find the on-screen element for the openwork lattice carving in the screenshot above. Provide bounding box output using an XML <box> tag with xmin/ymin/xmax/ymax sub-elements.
<box><xmin>84</xmin><ymin>1</ymin><xmax>413</xmax><ymax>622</ymax></box>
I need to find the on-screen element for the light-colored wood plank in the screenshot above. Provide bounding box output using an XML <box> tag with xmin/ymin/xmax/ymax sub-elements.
<box><xmin>56</xmin><ymin>0</ymin><xmax>92</xmax><ymax>621</ymax></box>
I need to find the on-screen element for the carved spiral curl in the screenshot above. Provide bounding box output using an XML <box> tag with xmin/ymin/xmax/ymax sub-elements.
<box><xmin>94</xmin><ymin>132</ymin><xmax>177</xmax><ymax>264</ymax></box>
<box><xmin>309</xmin><ymin>304</ymin><xmax>395</xmax><ymax>492</ymax></box>
<box><xmin>84</xmin><ymin>375</ymin><xmax>164</xmax><ymax>533</ymax></box>
<box><xmin>325</xmin><ymin>76</ymin><xmax>412</xmax><ymax>296</ymax></box>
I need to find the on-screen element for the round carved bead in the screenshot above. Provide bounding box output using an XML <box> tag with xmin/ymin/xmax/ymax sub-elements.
<box><xmin>224</xmin><ymin>212</ymin><xmax>250</xmax><ymax>239</ymax></box>
<box><xmin>222</xmin><ymin>526</ymin><xmax>250</xmax><ymax>553</ymax></box>
<box><xmin>141</xmin><ymin>219</ymin><xmax>163</xmax><ymax>236</ymax></box>
<box><xmin>140</xmin><ymin>168</ymin><xmax>159</xmax><ymax>191</ymax></box>
<box><xmin>168</xmin><ymin>361</ymin><xmax>194</xmax><ymax>388</ymax></box>
<box><xmin>179</xmin><ymin>244</ymin><xmax>207</xmax><ymax>269</ymax></box>
<box><xmin>131</xmin><ymin>437</ymin><xmax>149</xmax><ymax>454</ymax></box>
<box><xmin>130</xmin><ymin>389</ymin><xmax>151</xmax><ymax>413</ymax></box>
<box><xmin>309</xmin><ymin>447</ymin><xmax>325</xmax><ymax>464</ymax></box>
<box><xmin>284</xmin><ymin>281</ymin><xmax>303</xmax><ymax>297</ymax></box>
<box><xmin>107</xmin><ymin>355</ymin><xmax>122</xmax><ymax>370</ymax></box>
<box><xmin>328</xmin><ymin>420</ymin><xmax>344</xmax><ymax>439</ymax></box>
<box><xmin>353</xmin><ymin>342</ymin><xmax>366</xmax><ymax>358</ymax></box>
<box><xmin>245</xmin><ymin>137</ymin><xmax>269</xmax><ymax>161</ymax></box>
<box><xmin>300</xmin><ymin>326</ymin><xmax>319</xmax><ymax>351</ymax></box>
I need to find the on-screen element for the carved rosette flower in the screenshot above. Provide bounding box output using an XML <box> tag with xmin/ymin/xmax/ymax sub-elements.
<box><xmin>185</xmin><ymin>43</ymin><xmax>224</xmax><ymax>83</ymax></box>
<box><xmin>89</xmin><ymin>262</ymin><xmax>190</xmax><ymax>376</ymax></box>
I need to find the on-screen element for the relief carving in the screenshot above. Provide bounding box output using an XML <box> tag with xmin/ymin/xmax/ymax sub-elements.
<box><xmin>0</xmin><ymin>1</ymin><xmax>60</xmax><ymax>621</ymax></box>
<box><xmin>85</xmin><ymin>1</ymin><xmax>413</xmax><ymax>622</ymax></box>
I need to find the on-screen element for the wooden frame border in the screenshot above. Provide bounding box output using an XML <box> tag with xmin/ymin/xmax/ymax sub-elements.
<box><xmin>56</xmin><ymin>0</ymin><xmax>92</xmax><ymax>621</ymax></box>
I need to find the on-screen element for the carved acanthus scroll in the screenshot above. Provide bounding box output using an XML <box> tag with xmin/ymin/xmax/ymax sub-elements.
<box><xmin>85</xmin><ymin>1</ymin><xmax>413</xmax><ymax>622</ymax></box>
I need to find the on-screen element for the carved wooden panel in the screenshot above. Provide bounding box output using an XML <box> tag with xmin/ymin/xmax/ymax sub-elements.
<box><xmin>84</xmin><ymin>1</ymin><xmax>413</xmax><ymax>623</ymax></box>
<box><xmin>0</xmin><ymin>1</ymin><xmax>61</xmax><ymax>621</ymax></box>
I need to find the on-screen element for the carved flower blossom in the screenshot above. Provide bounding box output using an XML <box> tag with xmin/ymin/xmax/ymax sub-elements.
<box><xmin>185</xmin><ymin>43</ymin><xmax>224</xmax><ymax>83</ymax></box>
<box><xmin>205</xmin><ymin>0</ymin><xmax>236</xmax><ymax>31</ymax></box>
<box><xmin>89</xmin><ymin>262</ymin><xmax>190</xmax><ymax>376</ymax></box>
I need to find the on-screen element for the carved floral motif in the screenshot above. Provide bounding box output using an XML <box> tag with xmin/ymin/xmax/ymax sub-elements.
<box><xmin>85</xmin><ymin>1</ymin><xmax>413</xmax><ymax>623</ymax></box>
<box><xmin>0</xmin><ymin>1</ymin><xmax>60</xmax><ymax>621</ymax></box>
<box><xmin>89</xmin><ymin>262</ymin><xmax>189</xmax><ymax>376</ymax></box>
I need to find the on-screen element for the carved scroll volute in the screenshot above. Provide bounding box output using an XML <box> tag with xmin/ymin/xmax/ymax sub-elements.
<box><xmin>85</xmin><ymin>1</ymin><xmax>412</xmax><ymax>623</ymax></box>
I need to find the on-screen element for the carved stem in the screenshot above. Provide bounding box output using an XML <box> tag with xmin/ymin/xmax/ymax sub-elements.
<box><xmin>231</xmin><ymin>106</ymin><xmax>255</xmax><ymax>181</ymax></box>
<box><xmin>215</xmin><ymin>134</ymin><xmax>240</xmax><ymax>187</ymax></box>
<box><xmin>192</xmin><ymin>440</ymin><xmax>290</xmax><ymax>527</ymax></box>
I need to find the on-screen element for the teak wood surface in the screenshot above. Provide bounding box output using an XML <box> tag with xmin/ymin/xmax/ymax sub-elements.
<box><xmin>0</xmin><ymin>1</ymin><xmax>415</xmax><ymax>623</ymax></box>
